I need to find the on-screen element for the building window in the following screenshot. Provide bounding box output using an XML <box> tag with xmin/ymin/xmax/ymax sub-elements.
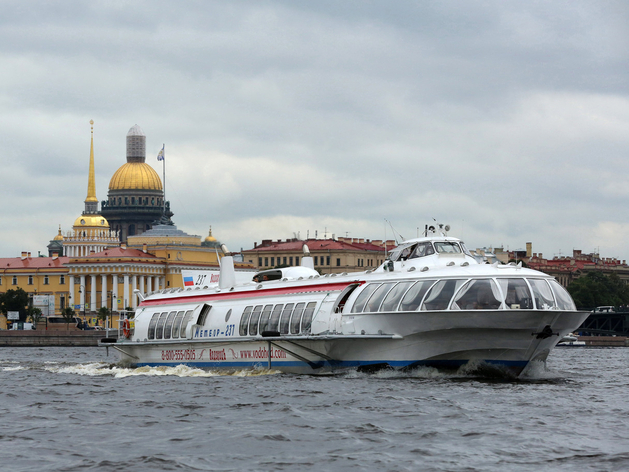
<box><xmin>289</xmin><ymin>257</ymin><xmax>293</xmax><ymax>266</ymax></box>
<box><xmin>314</xmin><ymin>256</ymin><xmax>318</xmax><ymax>265</ymax></box>
<box><xmin>283</xmin><ymin>257</ymin><xmax>287</xmax><ymax>265</ymax></box>
<box><xmin>125</xmin><ymin>197</ymin><xmax>129</xmax><ymax>205</ymax></box>
<box><xmin>60</xmin><ymin>295</ymin><xmax>66</xmax><ymax>310</ymax></box>
<box><xmin>60</xmin><ymin>275</ymin><xmax>65</xmax><ymax>285</ymax></box>
<box><xmin>327</xmin><ymin>256</ymin><xmax>330</xmax><ymax>266</ymax></box>
<box><xmin>28</xmin><ymin>276</ymin><xmax>33</xmax><ymax>285</ymax></box>
<box><xmin>337</xmin><ymin>258</ymin><xmax>341</xmax><ymax>266</ymax></box>
<box><xmin>0</xmin><ymin>276</ymin><xmax>2</xmax><ymax>285</ymax></box>
<box><xmin>295</xmin><ymin>256</ymin><xmax>299</xmax><ymax>265</ymax></box>
<box><xmin>44</xmin><ymin>276</ymin><xmax>49</xmax><ymax>285</ymax></box>
<box><xmin>131</xmin><ymin>197</ymin><xmax>135</xmax><ymax>205</ymax></box>
<box><xmin>258</xmin><ymin>258</ymin><xmax>262</xmax><ymax>267</ymax></box>
<box><xmin>12</xmin><ymin>276</ymin><xmax>17</xmax><ymax>285</ymax></box>
<box><xmin>264</xmin><ymin>257</ymin><xmax>268</xmax><ymax>267</ymax></box>
<box><xmin>270</xmin><ymin>257</ymin><xmax>275</xmax><ymax>266</ymax></box>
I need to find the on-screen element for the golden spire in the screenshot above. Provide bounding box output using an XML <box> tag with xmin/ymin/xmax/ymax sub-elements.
<box><xmin>85</xmin><ymin>119</ymin><xmax>98</xmax><ymax>203</ymax></box>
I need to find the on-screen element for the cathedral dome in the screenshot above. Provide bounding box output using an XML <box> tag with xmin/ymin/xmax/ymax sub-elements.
<box><xmin>53</xmin><ymin>226</ymin><xmax>64</xmax><ymax>241</ymax></box>
<box><xmin>109</xmin><ymin>162</ymin><xmax>163</xmax><ymax>191</ymax></box>
<box><xmin>73</xmin><ymin>215</ymin><xmax>110</xmax><ymax>228</ymax></box>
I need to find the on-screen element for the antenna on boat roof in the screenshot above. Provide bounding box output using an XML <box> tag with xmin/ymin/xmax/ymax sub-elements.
<box><xmin>384</xmin><ymin>219</ymin><xmax>402</xmax><ymax>244</ymax></box>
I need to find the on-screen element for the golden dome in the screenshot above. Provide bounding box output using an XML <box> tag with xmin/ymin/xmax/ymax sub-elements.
<box><xmin>204</xmin><ymin>227</ymin><xmax>217</xmax><ymax>243</ymax></box>
<box><xmin>73</xmin><ymin>215</ymin><xmax>110</xmax><ymax>228</ymax></box>
<box><xmin>109</xmin><ymin>162</ymin><xmax>163</xmax><ymax>191</ymax></box>
<box><xmin>53</xmin><ymin>225</ymin><xmax>64</xmax><ymax>241</ymax></box>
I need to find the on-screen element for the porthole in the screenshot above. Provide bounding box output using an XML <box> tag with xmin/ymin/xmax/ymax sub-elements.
<box><xmin>80</xmin><ymin>219</ymin><xmax>85</xmax><ymax>225</ymax></box>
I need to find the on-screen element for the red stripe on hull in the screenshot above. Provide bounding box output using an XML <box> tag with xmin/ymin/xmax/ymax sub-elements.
<box><xmin>139</xmin><ymin>281</ymin><xmax>362</xmax><ymax>307</ymax></box>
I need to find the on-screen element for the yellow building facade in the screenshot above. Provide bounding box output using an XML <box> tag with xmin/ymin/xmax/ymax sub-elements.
<box><xmin>1</xmin><ymin>121</ymin><xmax>247</xmax><ymax>327</ymax></box>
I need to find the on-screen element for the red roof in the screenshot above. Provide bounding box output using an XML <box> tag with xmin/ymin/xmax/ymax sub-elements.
<box><xmin>0</xmin><ymin>256</ymin><xmax>69</xmax><ymax>269</ymax></box>
<box><xmin>243</xmin><ymin>238</ymin><xmax>387</xmax><ymax>253</ymax></box>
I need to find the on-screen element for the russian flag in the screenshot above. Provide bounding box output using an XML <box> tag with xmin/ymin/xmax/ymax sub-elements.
<box><xmin>183</xmin><ymin>276</ymin><xmax>194</xmax><ymax>286</ymax></box>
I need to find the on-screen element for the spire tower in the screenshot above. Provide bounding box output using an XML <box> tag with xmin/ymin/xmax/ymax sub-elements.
<box><xmin>84</xmin><ymin>119</ymin><xmax>99</xmax><ymax>214</ymax></box>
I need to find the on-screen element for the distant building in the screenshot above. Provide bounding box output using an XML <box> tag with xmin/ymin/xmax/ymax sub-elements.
<box><xmin>526</xmin><ymin>249</ymin><xmax>629</xmax><ymax>288</ymax></box>
<box><xmin>242</xmin><ymin>237</ymin><xmax>394</xmax><ymax>274</ymax></box>
<box><xmin>1</xmin><ymin>122</ymin><xmax>248</xmax><ymax>327</ymax></box>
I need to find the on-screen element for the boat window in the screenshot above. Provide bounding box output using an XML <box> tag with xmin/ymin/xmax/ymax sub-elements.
<box><xmin>239</xmin><ymin>306</ymin><xmax>253</xmax><ymax>336</ymax></box>
<box><xmin>434</xmin><ymin>242</ymin><xmax>462</xmax><ymax>254</ymax></box>
<box><xmin>421</xmin><ymin>279</ymin><xmax>465</xmax><ymax>311</ymax></box>
<box><xmin>548</xmin><ymin>279</ymin><xmax>576</xmax><ymax>310</ymax></box>
<box><xmin>528</xmin><ymin>279</ymin><xmax>556</xmax><ymax>310</ymax></box>
<box><xmin>179</xmin><ymin>310</ymin><xmax>194</xmax><ymax>338</ymax></box>
<box><xmin>459</xmin><ymin>242</ymin><xmax>473</xmax><ymax>257</ymax></box>
<box><xmin>171</xmin><ymin>311</ymin><xmax>185</xmax><ymax>338</ymax></box>
<box><xmin>279</xmin><ymin>303</ymin><xmax>294</xmax><ymax>334</ymax></box>
<box><xmin>333</xmin><ymin>284</ymin><xmax>360</xmax><ymax>313</ymax></box>
<box><xmin>398</xmin><ymin>244</ymin><xmax>417</xmax><ymax>261</ymax></box>
<box><xmin>351</xmin><ymin>284</ymin><xmax>381</xmax><ymax>313</ymax></box>
<box><xmin>196</xmin><ymin>305</ymin><xmax>212</xmax><ymax>326</ymax></box>
<box><xmin>363</xmin><ymin>283</ymin><xmax>396</xmax><ymax>313</ymax></box>
<box><xmin>252</xmin><ymin>270</ymin><xmax>282</xmax><ymax>283</ymax></box>
<box><xmin>451</xmin><ymin>279</ymin><xmax>502</xmax><ymax>310</ymax></box>
<box><xmin>248</xmin><ymin>305</ymin><xmax>263</xmax><ymax>336</ymax></box>
<box><xmin>409</xmin><ymin>242</ymin><xmax>435</xmax><ymax>259</ymax></box>
<box><xmin>268</xmin><ymin>304</ymin><xmax>283</xmax><ymax>332</ymax></box>
<box><xmin>163</xmin><ymin>311</ymin><xmax>177</xmax><ymax>339</ymax></box>
<box><xmin>399</xmin><ymin>280</ymin><xmax>437</xmax><ymax>311</ymax></box>
<box><xmin>300</xmin><ymin>302</ymin><xmax>317</xmax><ymax>334</ymax></box>
<box><xmin>290</xmin><ymin>303</ymin><xmax>305</xmax><ymax>334</ymax></box>
<box><xmin>380</xmin><ymin>281</ymin><xmax>414</xmax><ymax>312</ymax></box>
<box><xmin>147</xmin><ymin>313</ymin><xmax>159</xmax><ymax>339</ymax></box>
<box><xmin>388</xmin><ymin>243</ymin><xmax>414</xmax><ymax>262</ymax></box>
<box><xmin>155</xmin><ymin>312</ymin><xmax>169</xmax><ymax>339</ymax></box>
<box><xmin>258</xmin><ymin>304</ymin><xmax>274</xmax><ymax>333</ymax></box>
<box><xmin>497</xmin><ymin>279</ymin><xmax>533</xmax><ymax>309</ymax></box>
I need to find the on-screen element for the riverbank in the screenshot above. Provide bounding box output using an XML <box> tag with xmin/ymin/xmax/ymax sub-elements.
<box><xmin>577</xmin><ymin>335</ymin><xmax>629</xmax><ymax>347</ymax></box>
<box><xmin>0</xmin><ymin>330</ymin><xmax>109</xmax><ymax>347</ymax></box>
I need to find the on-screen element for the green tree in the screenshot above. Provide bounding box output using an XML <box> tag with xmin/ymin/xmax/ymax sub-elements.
<box><xmin>60</xmin><ymin>307</ymin><xmax>77</xmax><ymax>330</ymax></box>
<box><xmin>0</xmin><ymin>288</ymin><xmax>30</xmax><ymax>322</ymax></box>
<box><xmin>28</xmin><ymin>307</ymin><xmax>43</xmax><ymax>327</ymax></box>
<box><xmin>97</xmin><ymin>306</ymin><xmax>111</xmax><ymax>327</ymax></box>
<box><xmin>567</xmin><ymin>272</ymin><xmax>629</xmax><ymax>310</ymax></box>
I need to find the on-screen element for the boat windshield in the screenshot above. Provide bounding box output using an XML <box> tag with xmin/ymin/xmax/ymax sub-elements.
<box><xmin>434</xmin><ymin>242</ymin><xmax>462</xmax><ymax>254</ymax></box>
<box><xmin>388</xmin><ymin>242</ymin><xmax>436</xmax><ymax>262</ymax></box>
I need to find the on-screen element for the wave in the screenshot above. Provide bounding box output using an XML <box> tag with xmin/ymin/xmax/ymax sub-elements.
<box><xmin>44</xmin><ymin>362</ymin><xmax>281</xmax><ymax>378</ymax></box>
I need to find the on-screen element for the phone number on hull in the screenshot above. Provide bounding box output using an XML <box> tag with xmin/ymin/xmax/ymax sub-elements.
<box><xmin>161</xmin><ymin>349</ymin><xmax>196</xmax><ymax>361</ymax></box>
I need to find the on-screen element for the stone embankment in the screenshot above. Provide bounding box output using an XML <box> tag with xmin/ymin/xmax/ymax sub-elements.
<box><xmin>0</xmin><ymin>330</ymin><xmax>107</xmax><ymax>347</ymax></box>
<box><xmin>577</xmin><ymin>336</ymin><xmax>628</xmax><ymax>347</ymax></box>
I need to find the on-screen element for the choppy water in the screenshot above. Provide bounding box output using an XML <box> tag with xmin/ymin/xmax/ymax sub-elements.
<box><xmin>0</xmin><ymin>347</ymin><xmax>628</xmax><ymax>472</ymax></box>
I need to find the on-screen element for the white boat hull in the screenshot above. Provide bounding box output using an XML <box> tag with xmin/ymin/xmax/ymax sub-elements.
<box><xmin>111</xmin><ymin>309</ymin><xmax>588</xmax><ymax>376</ymax></box>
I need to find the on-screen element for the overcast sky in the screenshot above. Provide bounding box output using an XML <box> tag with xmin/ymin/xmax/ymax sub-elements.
<box><xmin>1</xmin><ymin>1</ymin><xmax>628</xmax><ymax>261</ymax></box>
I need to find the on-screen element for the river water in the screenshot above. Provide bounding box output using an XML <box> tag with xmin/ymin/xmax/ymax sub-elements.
<box><xmin>0</xmin><ymin>347</ymin><xmax>627</xmax><ymax>472</ymax></box>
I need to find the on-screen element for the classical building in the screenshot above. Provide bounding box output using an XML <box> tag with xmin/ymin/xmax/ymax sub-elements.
<box><xmin>526</xmin><ymin>250</ymin><xmax>629</xmax><ymax>288</ymax></box>
<box><xmin>242</xmin><ymin>237</ymin><xmax>393</xmax><ymax>274</ymax></box>
<box><xmin>1</xmin><ymin>121</ymin><xmax>246</xmax><ymax>327</ymax></box>
<box><xmin>100</xmin><ymin>124</ymin><xmax>172</xmax><ymax>243</ymax></box>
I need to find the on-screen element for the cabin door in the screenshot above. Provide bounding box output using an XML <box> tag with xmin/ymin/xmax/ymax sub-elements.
<box><xmin>311</xmin><ymin>294</ymin><xmax>337</xmax><ymax>335</ymax></box>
